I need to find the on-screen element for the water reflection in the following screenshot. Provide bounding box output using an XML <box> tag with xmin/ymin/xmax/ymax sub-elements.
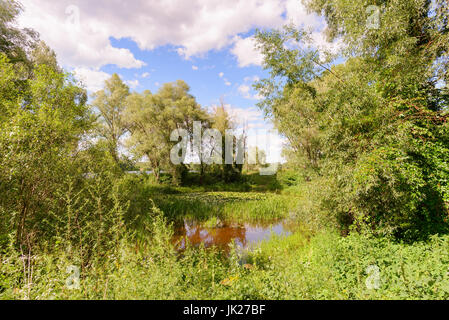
<box><xmin>173</xmin><ymin>219</ymin><xmax>295</xmax><ymax>251</ymax></box>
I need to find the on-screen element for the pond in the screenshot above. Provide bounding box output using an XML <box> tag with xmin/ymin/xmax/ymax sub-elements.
<box><xmin>172</xmin><ymin>218</ymin><xmax>297</xmax><ymax>251</ymax></box>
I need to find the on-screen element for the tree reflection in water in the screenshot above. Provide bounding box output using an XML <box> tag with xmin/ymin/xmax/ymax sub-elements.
<box><xmin>173</xmin><ymin>219</ymin><xmax>293</xmax><ymax>252</ymax></box>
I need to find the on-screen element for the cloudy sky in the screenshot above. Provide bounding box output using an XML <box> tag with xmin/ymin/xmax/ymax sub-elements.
<box><xmin>17</xmin><ymin>0</ymin><xmax>332</xmax><ymax>162</ymax></box>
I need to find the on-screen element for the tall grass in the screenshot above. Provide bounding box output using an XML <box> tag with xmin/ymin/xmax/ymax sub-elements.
<box><xmin>153</xmin><ymin>192</ymin><xmax>301</xmax><ymax>223</ymax></box>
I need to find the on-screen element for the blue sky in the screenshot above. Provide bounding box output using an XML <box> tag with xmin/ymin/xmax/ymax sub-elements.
<box><xmin>105</xmin><ymin>37</ymin><xmax>265</xmax><ymax>111</ymax></box>
<box><xmin>17</xmin><ymin>0</ymin><xmax>338</xmax><ymax>162</ymax></box>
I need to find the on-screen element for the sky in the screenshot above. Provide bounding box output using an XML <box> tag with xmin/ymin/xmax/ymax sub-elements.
<box><xmin>17</xmin><ymin>0</ymin><xmax>338</xmax><ymax>163</ymax></box>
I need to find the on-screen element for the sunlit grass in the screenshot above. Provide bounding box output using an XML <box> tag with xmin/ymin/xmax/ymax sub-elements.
<box><xmin>152</xmin><ymin>192</ymin><xmax>301</xmax><ymax>223</ymax></box>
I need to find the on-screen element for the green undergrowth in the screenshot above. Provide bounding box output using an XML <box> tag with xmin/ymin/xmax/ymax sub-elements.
<box><xmin>3</xmin><ymin>220</ymin><xmax>449</xmax><ymax>300</ymax></box>
<box><xmin>2</xmin><ymin>172</ymin><xmax>448</xmax><ymax>300</ymax></box>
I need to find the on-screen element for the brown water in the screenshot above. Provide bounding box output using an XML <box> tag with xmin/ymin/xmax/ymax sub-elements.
<box><xmin>173</xmin><ymin>218</ymin><xmax>296</xmax><ymax>251</ymax></box>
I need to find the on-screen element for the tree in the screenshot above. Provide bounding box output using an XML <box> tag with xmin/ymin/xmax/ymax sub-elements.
<box><xmin>124</xmin><ymin>80</ymin><xmax>209</xmax><ymax>184</ymax></box>
<box><xmin>210</xmin><ymin>101</ymin><xmax>245</xmax><ymax>182</ymax></box>
<box><xmin>246</xmin><ymin>146</ymin><xmax>267</xmax><ymax>172</ymax></box>
<box><xmin>306</xmin><ymin>0</ymin><xmax>449</xmax><ymax>107</ymax></box>
<box><xmin>0</xmin><ymin>54</ymin><xmax>92</xmax><ymax>246</ymax></box>
<box><xmin>124</xmin><ymin>90</ymin><xmax>167</xmax><ymax>182</ymax></box>
<box><xmin>253</xmin><ymin>26</ymin><xmax>323</xmax><ymax>170</ymax></box>
<box><xmin>0</xmin><ymin>0</ymin><xmax>38</xmax><ymax>72</ymax></box>
<box><xmin>254</xmin><ymin>0</ymin><xmax>449</xmax><ymax>239</ymax></box>
<box><xmin>92</xmin><ymin>74</ymin><xmax>130</xmax><ymax>165</ymax></box>
<box><xmin>30</xmin><ymin>40</ymin><xmax>61</xmax><ymax>73</ymax></box>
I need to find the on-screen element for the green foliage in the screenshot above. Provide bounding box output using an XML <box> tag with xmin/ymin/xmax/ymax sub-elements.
<box><xmin>254</xmin><ymin>0</ymin><xmax>449</xmax><ymax>239</ymax></box>
<box><xmin>4</xmin><ymin>217</ymin><xmax>449</xmax><ymax>300</ymax></box>
<box><xmin>30</xmin><ymin>40</ymin><xmax>61</xmax><ymax>73</ymax></box>
<box><xmin>124</xmin><ymin>81</ymin><xmax>210</xmax><ymax>184</ymax></box>
<box><xmin>0</xmin><ymin>55</ymin><xmax>93</xmax><ymax>247</ymax></box>
<box><xmin>0</xmin><ymin>0</ymin><xmax>37</xmax><ymax>73</ymax></box>
<box><xmin>2</xmin><ymin>0</ymin><xmax>449</xmax><ymax>301</ymax></box>
<box><xmin>276</xmin><ymin>170</ymin><xmax>303</xmax><ymax>187</ymax></box>
<box><xmin>91</xmin><ymin>74</ymin><xmax>130</xmax><ymax>164</ymax></box>
<box><xmin>285</xmin><ymin>231</ymin><xmax>449</xmax><ymax>299</ymax></box>
<box><xmin>210</xmin><ymin>102</ymin><xmax>245</xmax><ymax>182</ymax></box>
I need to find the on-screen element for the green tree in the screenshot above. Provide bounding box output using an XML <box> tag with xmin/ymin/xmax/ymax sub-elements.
<box><xmin>0</xmin><ymin>0</ymin><xmax>38</xmax><ymax>72</ymax></box>
<box><xmin>124</xmin><ymin>90</ymin><xmax>167</xmax><ymax>182</ymax></box>
<box><xmin>210</xmin><ymin>102</ymin><xmax>244</xmax><ymax>182</ymax></box>
<box><xmin>124</xmin><ymin>80</ymin><xmax>209</xmax><ymax>185</ymax></box>
<box><xmin>92</xmin><ymin>74</ymin><xmax>130</xmax><ymax>165</ymax></box>
<box><xmin>254</xmin><ymin>0</ymin><xmax>449</xmax><ymax>239</ymax></box>
<box><xmin>30</xmin><ymin>40</ymin><xmax>61</xmax><ymax>73</ymax></box>
<box><xmin>0</xmin><ymin>54</ymin><xmax>92</xmax><ymax>246</ymax></box>
<box><xmin>246</xmin><ymin>146</ymin><xmax>267</xmax><ymax>172</ymax></box>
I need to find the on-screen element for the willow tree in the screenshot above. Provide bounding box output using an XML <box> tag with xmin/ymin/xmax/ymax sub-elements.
<box><xmin>254</xmin><ymin>0</ymin><xmax>449</xmax><ymax>239</ymax></box>
<box><xmin>124</xmin><ymin>90</ymin><xmax>167</xmax><ymax>181</ymax></box>
<box><xmin>210</xmin><ymin>102</ymin><xmax>245</xmax><ymax>182</ymax></box>
<box><xmin>125</xmin><ymin>80</ymin><xmax>209</xmax><ymax>184</ymax></box>
<box><xmin>92</xmin><ymin>74</ymin><xmax>130</xmax><ymax>165</ymax></box>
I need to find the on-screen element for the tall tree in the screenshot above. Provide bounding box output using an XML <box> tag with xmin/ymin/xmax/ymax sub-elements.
<box><xmin>124</xmin><ymin>80</ymin><xmax>209</xmax><ymax>184</ymax></box>
<box><xmin>210</xmin><ymin>101</ymin><xmax>244</xmax><ymax>182</ymax></box>
<box><xmin>254</xmin><ymin>0</ymin><xmax>449</xmax><ymax>239</ymax></box>
<box><xmin>92</xmin><ymin>74</ymin><xmax>130</xmax><ymax>164</ymax></box>
<box><xmin>30</xmin><ymin>40</ymin><xmax>61</xmax><ymax>73</ymax></box>
<box><xmin>124</xmin><ymin>90</ymin><xmax>167</xmax><ymax>182</ymax></box>
<box><xmin>0</xmin><ymin>0</ymin><xmax>38</xmax><ymax>71</ymax></box>
<box><xmin>0</xmin><ymin>54</ymin><xmax>92</xmax><ymax>246</ymax></box>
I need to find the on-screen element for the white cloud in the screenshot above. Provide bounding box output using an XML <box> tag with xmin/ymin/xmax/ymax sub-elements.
<box><xmin>208</xmin><ymin>104</ymin><xmax>265</xmax><ymax>126</ymax></box>
<box><xmin>17</xmin><ymin>0</ymin><xmax>333</xmax><ymax>98</ymax></box>
<box><xmin>310</xmin><ymin>31</ymin><xmax>343</xmax><ymax>60</ymax></box>
<box><xmin>18</xmin><ymin>0</ymin><xmax>287</xmax><ymax>68</ymax></box>
<box><xmin>192</xmin><ymin>65</ymin><xmax>199</xmax><ymax>70</ymax></box>
<box><xmin>219</xmin><ymin>73</ymin><xmax>231</xmax><ymax>86</ymax></box>
<box><xmin>73</xmin><ymin>67</ymin><xmax>110</xmax><ymax>93</ymax></box>
<box><xmin>284</xmin><ymin>0</ymin><xmax>323</xmax><ymax>30</ymax></box>
<box><xmin>238</xmin><ymin>84</ymin><xmax>251</xmax><ymax>98</ymax></box>
<box><xmin>18</xmin><ymin>0</ymin><xmax>326</xmax><ymax>67</ymax></box>
<box><xmin>126</xmin><ymin>80</ymin><xmax>140</xmax><ymax>89</ymax></box>
<box><xmin>18</xmin><ymin>1</ymin><xmax>146</xmax><ymax>70</ymax></box>
<box><xmin>247</xmin><ymin>122</ymin><xmax>267</xmax><ymax>129</ymax></box>
<box><xmin>253</xmin><ymin>93</ymin><xmax>264</xmax><ymax>100</ymax></box>
<box><xmin>141</xmin><ymin>72</ymin><xmax>151</xmax><ymax>78</ymax></box>
<box><xmin>230</xmin><ymin>1</ymin><xmax>334</xmax><ymax>68</ymax></box>
<box><xmin>238</xmin><ymin>77</ymin><xmax>262</xmax><ymax>100</ymax></box>
<box><xmin>231</xmin><ymin>36</ymin><xmax>264</xmax><ymax>67</ymax></box>
<box><xmin>227</xmin><ymin>105</ymin><xmax>265</xmax><ymax>124</ymax></box>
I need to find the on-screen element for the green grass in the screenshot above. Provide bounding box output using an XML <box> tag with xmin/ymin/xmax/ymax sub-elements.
<box><xmin>152</xmin><ymin>192</ymin><xmax>301</xmax><ymax>223</ymax></box>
